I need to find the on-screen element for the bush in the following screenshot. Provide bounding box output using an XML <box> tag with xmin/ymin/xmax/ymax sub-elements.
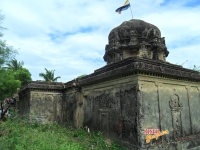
<box><xmin>0</xmin><ymin>116</ymin><xmax>126</xmax><ymax>150</ymax></box>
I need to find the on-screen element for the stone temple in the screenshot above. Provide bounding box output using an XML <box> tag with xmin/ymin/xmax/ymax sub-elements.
<box><xmin>17</xmin><ymin>19</ymin><xmax>200</xmax><ymax>149</ymax></box>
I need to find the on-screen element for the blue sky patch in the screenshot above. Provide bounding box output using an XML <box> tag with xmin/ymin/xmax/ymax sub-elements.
<box><xmin>160</xmin><ymin>0</ymin><xmax>172</xmax><ymax>6</ymax></box>
<box><xmin>168</xmin><ymin>36</ymin><xmax>200</xmax><ymax>49</ymax></box>
<box><xmin>181</xmin><ymin>36</ymin><xmax>200</xmax><ymax>46</ymax></box>
<box><xmin>184</xmin><ymin>0</ymin><xmax>200</xmax><ymax>7</ymax></box>
<box><xmin>48</xmin><ymin>27</ymin><xmax>96</xmax><ymax>42</ymax></box>
<box><xmin>160</xmin><ymin>0</ymin><xmax>200</xmax><ymax>7</ymax></box>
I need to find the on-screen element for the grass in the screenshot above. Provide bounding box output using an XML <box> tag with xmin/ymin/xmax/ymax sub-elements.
<box><xmin>0</xmin><ymin>115</ymin><xmax>126</xmax><ymax>150</ymax></box>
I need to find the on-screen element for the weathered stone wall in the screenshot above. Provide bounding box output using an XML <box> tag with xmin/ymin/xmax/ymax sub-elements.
<box><xmin>17</xmin><ymin>90</ymin><xmax>30</xmax><ymax>116</ymax></box>
<box><xmin>62</xmin><ymin>89</ymin><xmax>80</xmax><ymax>127</ymax></box>
<box><xmin>81</xmin><ymin>77</ymin><xmax>139</xmax><ymax>148</ymax></box>
<box><xmin>137</xmin><ymin>76</ymin><xmax>200</xmax><ymax>149</ymax></box>
<box><xmin>17</xmin><ymin>82</ymin><xmax>64</xmax><ymax>124</ymax></box>
<box><xmin>30</xmin><ymin>91</ymin><xmax>62</xmax><ymax>124</ymax></box>
<box><xmin>60</xmin><ymin>73</ymin><xmax>200</xmax><ymax>149</ymax></box>
<box><xmin>17</xmin><ymin>57</ymin><xmax>200</xmax><ymax>149</ymax></box>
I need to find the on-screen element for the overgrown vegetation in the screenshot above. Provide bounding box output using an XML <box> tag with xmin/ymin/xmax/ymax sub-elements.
<box><xmin>0</xmin><ymin>113</ymin><xmax>126</xmax><ymax>150</ymax></box>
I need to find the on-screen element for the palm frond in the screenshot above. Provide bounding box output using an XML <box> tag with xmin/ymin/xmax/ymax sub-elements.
<box><xmin>6</xmin><ymin>58</ymin><xmax>23</xmax><ymax>71</ymax></box>
<box><xmin>39</xmin><ymin>68</ymin><xmax>61</xmax><ymax>82</ymax></box>
<box><xmin>52</xmin><ymin>76</ymin><xmax>61</xmax><ymax>81</ymax></box>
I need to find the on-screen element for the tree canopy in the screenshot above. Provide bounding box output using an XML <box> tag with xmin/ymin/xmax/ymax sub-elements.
<box><xmin>39</xmin><ymin>68</ymin><xmax>61</xmax><ymax>82</ymax></box>
<box><xmin>0</xmin><ymin>40</ymin><xmax>18</xmax><ymax>69</ymax></box>
<box><xmin>6</xmin><ymin>58</ymin><xmax>24</xmax><ymax>71</ymax></box>
<box><xmin>5</xmin><ymin>58</ymin><xmax>32</xmax><ymax>86</ymax></box>
<box><xmin>13</xmin><ymin>68</ymin><xmax>32</xmax><ymax>86</ymax></box>
<box><xmin>0</xmin><ymin>69</ymin><xmax>21</xmax><ymax>101</ymax></box>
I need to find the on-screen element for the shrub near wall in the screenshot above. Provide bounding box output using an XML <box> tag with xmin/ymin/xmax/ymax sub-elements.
<box><xmin>0</xmin><ymin>117</ymin><xmax>126</xmax><ymax>150</ymax></box>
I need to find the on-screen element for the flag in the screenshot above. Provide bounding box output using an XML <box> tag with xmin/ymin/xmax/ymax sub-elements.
<box><xmin>115</xmin><ymin>0</ymin><xmax>130</xmax><ymax>14</ymax></box>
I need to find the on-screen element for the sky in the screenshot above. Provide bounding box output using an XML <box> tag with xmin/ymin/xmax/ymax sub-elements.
<box><xmin>0</xmin><ymin>0</ymin><xmax>200</xmax><ymax>82</ymax></box>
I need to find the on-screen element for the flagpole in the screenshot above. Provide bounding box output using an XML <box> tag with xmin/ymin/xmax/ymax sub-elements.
<box><xmin>129</xmin><ymin>1</ymin><xmax>133</xmax><ymax>19</ymax></box>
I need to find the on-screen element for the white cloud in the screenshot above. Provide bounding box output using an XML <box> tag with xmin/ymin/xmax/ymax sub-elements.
<box><xmin>0</xmin><ymin>0</ymin><xmax>200</xmax><ymax>82</ymax></box>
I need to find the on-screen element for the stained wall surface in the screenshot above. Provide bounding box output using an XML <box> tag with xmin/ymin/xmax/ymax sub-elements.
<box><xmin>80</xmin><ymin>76</ymin><xmax>139</xmax><ymax>148</ymax></box>
<box><xmin>17</xmin><ymin>90</ymin><xmax>30</xmax><ymax>116</ymax></box>
<box><xmin>137</xmin><ymin>75</ymin><xmax>200</xmax><ymax>149</ymax></box>
<box><xmin>17</xmin><ymin>74</ymin><xmax>200</xmax><ymax>149</ymax></box>
<box><xmin>29</xmin><ymin>91</ymin><xmax>63</xmax><ymax>124</ymax></box>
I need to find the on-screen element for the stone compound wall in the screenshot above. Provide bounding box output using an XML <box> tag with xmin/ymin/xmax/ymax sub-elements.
<box><xmin>30</xmin><ymin>92</ymin><xmax>62</xmax><ymax>124</ymax></box>
<box><xmin>18</xmin><ymin>57</ymin><xmax>200</xmax><ymax>150</ymax></box>
<box><xmin>80</xmin><ymin>76</ymin><xmax>139</xmax><ymax>148</ymax></box>
<box><xmin>137</xmin><ymin>76</ymin><xmax>200</xmax><ymax>149</ymax></box>
<box><xmin>17</xmin><ymin>89</ymin><xmax>30</xmax><ymax>116</ymax></box>
<box><xmin>17</xmin><ymin>82</ymin><xmax>63</xmax><ymax>124</ymax></box>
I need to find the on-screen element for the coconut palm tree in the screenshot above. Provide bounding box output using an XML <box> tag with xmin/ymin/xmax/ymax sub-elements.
<box><xmin>39</xmin><ymin>68</ymin><xmax>61</xmax><ymax>82</ymax></box>
<box><xmin>6</xmin><ymin>58</ymin><xmax>24</xmax><ymax>71</ymax></box>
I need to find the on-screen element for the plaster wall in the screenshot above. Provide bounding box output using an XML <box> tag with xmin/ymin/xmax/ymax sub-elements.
<box><xmin>137</xmin><ymin>75</ymin><xmax>200</xmax><ymax>149</ymax></box>
<box><xmin>17</xmin><ymin>91</ymin><xmax>30</xmax><ymax>116</ymax></box>
<box><xmin>28</xmin><ymin>91</ymin><xmax>62</xmax><ymax>124</ymax></box>
<box><xmin>64</xmin><ymin>74</ymin><xmax>200</xmax><ymax>149</ymax></box>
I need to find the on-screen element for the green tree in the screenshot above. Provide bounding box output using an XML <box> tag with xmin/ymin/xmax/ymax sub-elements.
<box><xmin>0</xmin><ymin>41</ymin><xmax>17</xmax><ymax>68</ymax></box>
<box><xmin>14</xmin><ymin>68</ymin><xmax>32</xmax><ymax>86</ymax></box>
<box><xmin>0</xmin><ymin>69</ymin><xmax>21</xmax><ymax>101</ymax></box>
<box><xmin>6</xmin><ymin>58</ymin><xmax>24</xmax><ymax>71</ymax></box>
<box><xmin>39</xmin><ymin>68</ymin><xmax>61</xmax><ymax>82</ymax></box>
<box><xmin>5</xmin><ymin>57</ymin><xmax>32</xmax><ymax>86</ymax></box>
<box><xmin>0</xmin><ymin>12</ymin><xmax>22</xmax><ymax>101</ymax></box>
